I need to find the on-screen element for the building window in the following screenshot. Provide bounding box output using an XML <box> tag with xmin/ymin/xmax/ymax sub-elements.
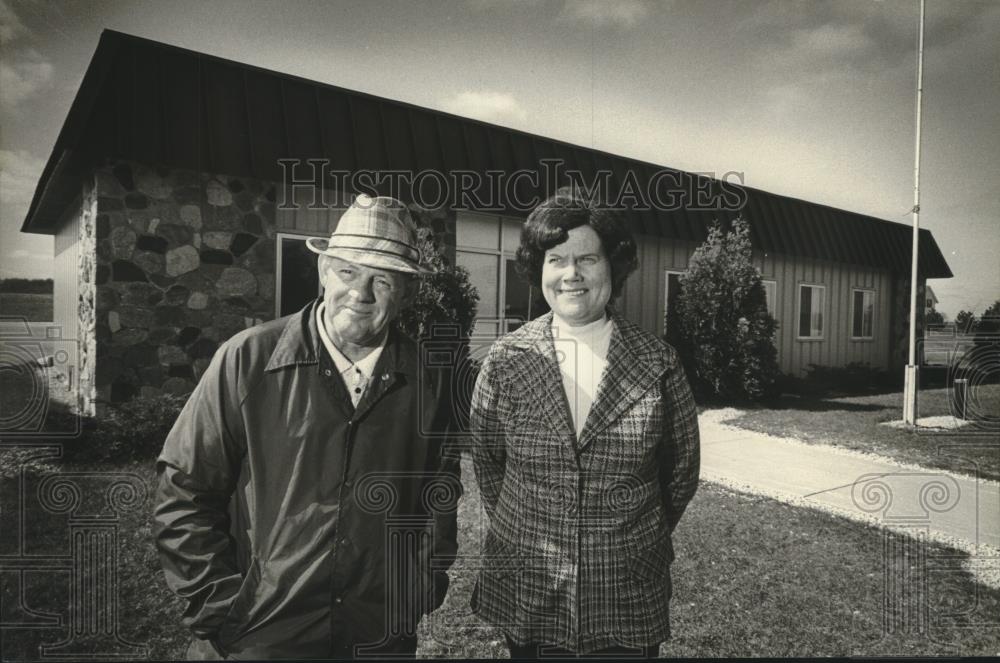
<box><xmin>762</xmin><ymin>280</ymin><xmax>777</xmax><ymax>317</ymax></box>
<box><xmin>503</xmin><ymin>258</ymin><xmax>548</xmax><ymax>332</ymax></box>
<box><xmin>798</xmin><ymin>284</ymin><xmax>825</xmax><ymax>339</ymax></box>
<box><xmin>663</xmin><ymin>270</ymin><xmax>684</xmax><ymax>334</ymax></box>
<box><xmin>276</xmin><ymin>232</ymin><xmax>322</xmax><ymax>317</ymax></box>
<box><xmin>852</xmin><ymin>289</ymin><xmax>875</xmax><ymax>339</ymax></box>
<box><xmin>456</xmin><ymin>211</ymin><xmax>547</xmax><ymax>337</ymax></box>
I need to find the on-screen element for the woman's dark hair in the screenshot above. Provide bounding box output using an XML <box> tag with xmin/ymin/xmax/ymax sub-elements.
<box><xmin>515</xmin><ymin>186</ymin><xmax>639</xmax><ymax>298</ymax></box>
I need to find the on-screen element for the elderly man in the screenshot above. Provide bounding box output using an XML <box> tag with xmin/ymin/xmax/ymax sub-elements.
<box><xmin>154</xmin><ymin>195</ymin><xmax>461</xmax><ymax>660</ymax></box>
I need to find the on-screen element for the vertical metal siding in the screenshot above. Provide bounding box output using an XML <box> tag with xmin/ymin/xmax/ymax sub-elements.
<box><xmin>622</xmin><ymin>237</ymin><xmax>893</xmax><ymax>375</ymax></box>
<box><xmin>53</xmin><ymin>207</ymin><xmax>80</xmax><ymax>339</ymax></box>
<box><xmin>275</xmin><ymin>186</ymin><xmax>347</xmax><ymax>235</ymax></box>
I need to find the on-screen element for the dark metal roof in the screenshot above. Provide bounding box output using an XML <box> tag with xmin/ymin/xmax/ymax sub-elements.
<box><xmin>22</xmin><ymin>30</ymin><xmax>952</xmax><ymax>278</ymax></box>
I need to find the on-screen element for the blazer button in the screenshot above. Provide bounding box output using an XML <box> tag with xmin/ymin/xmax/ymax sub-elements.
<box><xmin>335</xmin><ymin>597</ymin><xmax>342</xmax><ymax>604</ymax></box>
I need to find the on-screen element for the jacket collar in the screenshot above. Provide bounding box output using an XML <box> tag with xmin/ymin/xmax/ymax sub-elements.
<box><xmin>511</xmin><ymin>309</ymin><xmax>670</xmax><ymax>453</ymax></box>
<box><xmin>265</xmin><ymin>299</ymin><xmax>416</xmax><ymax>377</ymax></box>
<box><xmin>578</xmin><ymin>310</ymin><xmax>669</xmax><ymax>451</ymax></box>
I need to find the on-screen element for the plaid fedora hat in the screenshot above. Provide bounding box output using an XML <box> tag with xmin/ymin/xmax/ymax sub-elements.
<box><xmin>305</xmin><ymin>194</ymin><xmax>432</xmax><ymax>275</ymax></box>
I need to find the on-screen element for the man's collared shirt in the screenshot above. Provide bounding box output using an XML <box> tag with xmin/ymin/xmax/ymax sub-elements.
<box><xmin>316</xmin><ymin>302</ymin><xmax>386</xmax><ymax>407</ymax></box>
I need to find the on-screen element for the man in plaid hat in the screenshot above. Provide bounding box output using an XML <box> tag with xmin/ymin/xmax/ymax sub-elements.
<box><xmin>154</xmin><ymin>194</ymin><xmax>462</xmax><ymax>659</ymax></box>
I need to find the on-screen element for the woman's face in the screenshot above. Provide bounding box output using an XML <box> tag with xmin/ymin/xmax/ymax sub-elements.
<box><xmin>541</xmin><ymin>224</ymin><xmax>612</xmax><ymax>327</ymax></box>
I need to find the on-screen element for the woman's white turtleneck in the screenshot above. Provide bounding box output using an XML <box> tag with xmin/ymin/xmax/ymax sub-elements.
<box><xmin>550</xmin><ymin>313</ymin><xmax>614</xmax><ymax>437</ymax></box>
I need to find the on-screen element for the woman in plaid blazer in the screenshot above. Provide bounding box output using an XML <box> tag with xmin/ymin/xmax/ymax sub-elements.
<box><xmin>470</xmin><ymin>188</ymin><xmax>700</xmax><ymax>658</ymax></box>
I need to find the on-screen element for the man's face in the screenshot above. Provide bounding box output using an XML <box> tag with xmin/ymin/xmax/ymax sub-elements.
<box><xmin>319</xmin><ymin>255</ymin><xmax>413</xmax><ymax>349</ymax></box>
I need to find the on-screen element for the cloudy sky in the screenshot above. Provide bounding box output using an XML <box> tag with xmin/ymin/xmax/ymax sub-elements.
<box><xmin>1</xmin><ymin>0</ymin><xmax>997</xmax><ymax>317</ymax></box>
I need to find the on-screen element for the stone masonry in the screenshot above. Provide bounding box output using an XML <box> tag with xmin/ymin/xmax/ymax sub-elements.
<box><xmin>77</xmin><ymin>179</ymin><xmax>99</xmax><ymax>415</ymax></box>
<box><xmin>93</xmin><ymin>161</ymin><xmax>277</xmax><ymax>405</ymax></box>
<box><xmin>88</xmin><ymin>160</ymin><xmax>457</xmax><ymax>407</ymax></box>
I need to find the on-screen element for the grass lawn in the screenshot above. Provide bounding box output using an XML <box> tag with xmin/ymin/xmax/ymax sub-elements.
<box><xmin>0</xmin><ymin>359</ymin><xmax>78</xmax><ymax>437</ymax></box>
<box><xmin>0</xmin><ymin>292</ymin><xmax>53</xmax><ymax>322</ymax></box>
<box><xmin>3</xmin><ymin>453</ymin><xmax>999</xmax><ymax>659</ymax></box>
<box><xmin>718</xmin><ymin>384</ymin><xmax>1000</xmax><ymax>482</ymax></box>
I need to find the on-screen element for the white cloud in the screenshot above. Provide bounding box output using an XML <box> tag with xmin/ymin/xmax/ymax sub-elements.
<box><xmin>1</xmin><ymin>150</ymin><xmax>52</xmax><ymax>278</ymax></box>
<box><xmin>792</xmin><ymin>23</ymin><xmax>874</xmax><ymax>56</ymax></box>
<box><xmin>0</xmin><ymin>0</ymin><xmax>28</xmax><ymax>42</ymax></box>
<box><xmin>1</xmin><ymin>149</ymin><xmax>46</xmax><ymax>215</ymax></box>
<box><xmin>441</xmin><ymin>90</ymin><xmax>528</xmax><ymax>125</ymax></box>
<box><xmin>465</xmin><ymin>0</ymin><xmax>543</xmax><ymax>8</ymax></box>
<box><xmin>556</xmin><ymin>0</ymin><xmax>651</xmax><ymax>29</ymax></box>
<box><xmin>0</xmin><ymin>51</ymin><xmax>54</xmax><ymax>107</ymax></box>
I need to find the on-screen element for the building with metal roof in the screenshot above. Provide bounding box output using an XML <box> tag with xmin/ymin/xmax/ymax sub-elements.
<box><xmin>21</xmin><ymin>30</ymin><xmax>951</xmax><ymax>412</ymax></box>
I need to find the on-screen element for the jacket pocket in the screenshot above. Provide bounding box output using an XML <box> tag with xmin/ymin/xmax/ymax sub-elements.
<box><xmin>216</xmin><ymin>557</ymin><xmax>261</xmax><ymax>646</ymax></box>
<box><xmin>482</xmin><ymin>529</ymin><xmax>519</xmax><ymax>578</ymax></box>
<box><xmin>626</xmin><ymin>534</ymin><xmax>673</xmax><ymax>582</ymax></box>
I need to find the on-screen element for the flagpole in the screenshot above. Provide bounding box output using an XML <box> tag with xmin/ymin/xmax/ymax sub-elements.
<box><xmin>903</xmin><ymin>0</ymin><xmax>926</xmax><ymax>425</ymax></box>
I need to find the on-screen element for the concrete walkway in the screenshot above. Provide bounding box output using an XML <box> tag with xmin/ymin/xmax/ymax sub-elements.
<box><xmin>699</xmin><ymin>408</ymin><xmax>1000</xmax><ymax>552</ymax></box>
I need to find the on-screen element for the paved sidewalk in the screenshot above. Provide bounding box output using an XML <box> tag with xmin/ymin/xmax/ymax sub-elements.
<box><xmin>699</xmin><ymin>409</ymin><xmax>1000</xmax><ymax>551</ymax></box>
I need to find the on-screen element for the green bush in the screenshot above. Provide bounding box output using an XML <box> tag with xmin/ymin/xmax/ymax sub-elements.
<box><xmin>396</xmin><ymin>224</ymin><xmax>480</xmax><ymax>340</ymax></box>
<box><xmin>973</xmin><ymin>299</ymin><xmax>999</xmax><ymax>348</ymax></box>
<box><xmin>665</xmin><ymin>217</ymin><xmax>780</xmax><ymax>402</ymax></box>
<box><xmin>62</xmin><ymin>395</ymin><xmax>187</xmax><ymax>464</ymax></box>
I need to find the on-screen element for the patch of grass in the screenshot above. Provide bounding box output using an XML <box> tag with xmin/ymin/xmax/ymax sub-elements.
<box><xmin>3</xmin><ymin>454</ymin><xmax>999</xmax><ymax>659</ymax></box>
<box><xmin>667</xmin><ymin>485</ymin><xmax>1000</xmax><ymax>657</ymax></box>
<box><xmin>0</xmin><ymin>292</ymin><xmax>53</xmax><ymax>322</ymax></box>
<box><xmin>0</xmin><ymin>359</ymin><xmax>80</xmax><ymax>438</ymax></box>
<box><xmin>0</xmin><ymin>458</ymin><xmax>189</xmax><ymax>661</ymax></box>
<box><xmin>719</xmin><ymin>385</ymin><xmax>1000</xmax><ymax>481</ymax></box>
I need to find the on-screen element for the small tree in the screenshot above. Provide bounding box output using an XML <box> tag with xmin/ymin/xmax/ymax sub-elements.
<box><xmin>395</xmin><ymin>225</ymin><xmax>479</xmax><ymax>340</ymax></box>
<box><xmin>925</xmin><ymin>308</ymin><xmax>945</xmax><ymax>326</ymax></box>
<box><xmin>666</xmin><ymin>217</ymin><xmax>780</xmax><ymax>402</ymax></box>
<box><xmin>394</xmin><ymin>223</ymin><xmax>481</xmax><ymax>430</ymax></box>
<box><xmin>956</xmin><ymin>309</ymin><xmax>977</xmax><ymax>334</ymax></box>
<box><xmin>954</xmin><ymin>299</ymin><xmax>1000</xmax><ymax>393</ymax></box>
<box><xmin>973</xmin><ymin>299</ymin><xmax>999</xmax><ymax>349</ymax></box>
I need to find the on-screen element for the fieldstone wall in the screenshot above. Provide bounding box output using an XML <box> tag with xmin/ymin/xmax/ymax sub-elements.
<box><xmin>93</xmin><ymin>160</ymin><xmax>277</xmax><ymax>405</ymax></box>
<box><xmin>77</xmin><ymin>179</ymin><xmax>99</xmax><ymax>415</ymax></box>
<box><xmin>87</xmin><ymin>160</ymin><xmax>460</xmax><ymax>407</ymax></box>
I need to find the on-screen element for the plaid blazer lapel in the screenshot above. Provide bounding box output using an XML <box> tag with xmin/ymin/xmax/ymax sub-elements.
<box><xmin>509</xmin><ymin>313</ymin><xmax>576</xmax><ymax>441</ymax></box>
<box><xmin>577</xmin><ymin>313</ymin><xmax>668</xmax><ymax>453</ymax></box>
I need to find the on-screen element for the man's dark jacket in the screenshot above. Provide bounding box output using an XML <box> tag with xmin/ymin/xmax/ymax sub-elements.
<box><xmin>153</xmin><ymin>300</ymin><xmax>461</xmax><ymax>659</ymax></box>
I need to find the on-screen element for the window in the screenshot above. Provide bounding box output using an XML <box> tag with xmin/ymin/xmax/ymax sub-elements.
<box><xmin>852</xmin><ymin>289</ymin><xmax>875</xmax><ymax>339</ymax></box>
<box><xmin>276</xmin><ymin>233</ymin><xmax>322</xmax><ymax>317</ymax></box>
<box><xmin>502</xmin><ymin>258</ymin><xmax>548</xmax><ymax>333</ymax></box>
<box><xmin>798</xmin><ymin>284</ymin><xmax>825</xmax><ymax>339</ymax></box>
<box><xmin>456</xmin><ymin>211</ymin><xmax>544</xmax><ymax>338</ymax></box>
<box><xmin>762</xmin><ymin>280</ymin><xmax>777</xmax><ymax>317</ymax></box>
<box><xmin>663</xmin><ymin>270</ymin><xmax>684</xmax><ymax>334</ymax></box>
<box><xmin>456</xmin><ymin>251</ymin><xmax>500</xmax><ymax>337</ymax></box>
